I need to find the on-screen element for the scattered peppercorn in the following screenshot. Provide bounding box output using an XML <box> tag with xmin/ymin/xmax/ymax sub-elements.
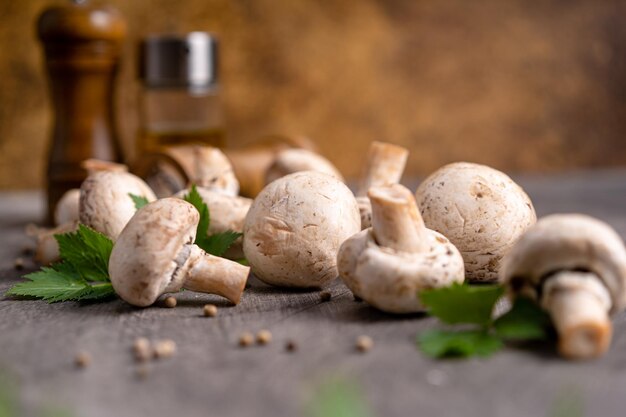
<box><xmin>355</xmin><ymin>335</ymin><xmax>373</xmax><ymax>353</ymax></box>
<box><xmin>21</xmin><ymin>246</ymin><xmax>34</xmax><ymax>257</ymax></box>
<box><xmin>133</xmin><ymin>337</ymin><xmax>152</xmax><ymax>362</ymax></box>
<box><xmin>203</xmin><ymin>304</ymin><xmax>218</xmax><ymax>317</ymax></box>
<box><xmin>256</xmin><ymin>330</ymin><xmax>272</xmax><ymax>345</ymax></box>
<box><xmin>153</xmin><ymin>339</ymin><xmax>177</xmax><ymax>359</ymax></box>
<box><xmin>14</xmin><ymin>258</ymin><xmax>24</xmax><ymax>270</ymax></box>
<box><xmin>74</xmin><ymin>351</ymin><xmax>91</xmax><ymax>368</ymax></box>
<box><xmin>238</xmin><ymin>332</ymin><xmax>254</xmax><ymax>347</ymax></box>
<box><xmin>285</xmin><ymin>340</ymin><xmax>298</xmax><ymax>353</ymax></box>
<box><xmin>163</xmin><ymin>296</ymin><xmax>177</xmax><ymax>308</ymax></box>
<box><xmin>320</xmin><ymin>291</ymin><xmax>332</xmax><ymax>302</ymax></box>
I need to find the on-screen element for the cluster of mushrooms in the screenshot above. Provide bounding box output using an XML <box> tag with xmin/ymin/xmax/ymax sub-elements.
<box><xmin>33</xmin><ymin>142</ymin><xmax>626</xmax><ymax>360</ymax></box>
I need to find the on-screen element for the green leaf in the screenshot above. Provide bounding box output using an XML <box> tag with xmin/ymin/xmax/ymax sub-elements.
<box><xmin>183</xmin><ymin>185</ymin><xmax>210</xmax><ymax>243</ymax></box>
<box><xmin>129</xmin><ymin>193</ymin><xmax>149</xmax><ymax>210</ymax></box>
<box><xmin>183</xmin><ymin>185</ymin><xmax>241</xmax><ymax>257</ymax></box>
<box><xmin>54</xmin><ymin>225</ymin><xmax>112</xmax><ymax>282</ymax></box>
<box><xmin>417</xmin><ymin>329</ymin><xmax>503</xmax><ymax>358</ymax></box>
<box><xmin>197</xmin><ymin>231</ymin><xmax>243</xmax><ymax>257</ymax></box>
<box><xmin>419</xmin><ymin>283</ymin><xmax>504</xmax><ymax>325</ymax></box>
<box><xmin>494</xmin><ymin>297</ymin><xmax>552</xmax><ymax>341</ymax></box>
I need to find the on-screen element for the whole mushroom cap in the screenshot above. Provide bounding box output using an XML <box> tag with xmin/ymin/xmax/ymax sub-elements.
<box><xmin>415</xmin><ymin>162</ymin><xmax>536</xmax><ymax>282</ymax></box>
<box><xmin>265</xmin><ymin>148</ymin><xmax>344</xmax><ymax>185</ymax></box>
<box><xmin>79</xmin><ymin>171</ymin><xmax>157</xmax><ymax>239</ymax></box>
<box><xmin>338</xmin><ymin>228</ymin><xmax>465</xmax><ymax>313</ymax></box>
<box><xmin>243</xmin><ymin>171</ymin><xmax>360</xmax><ymax>288</ymax></box>
<box><xmin>109</xmin><ymin>198</ymin><xmax>199</xmax><ymax>307</ymax></box>
<box><xmin>500</xmin><ymin>214</ymin><xmax>626</xmax><ymax>313</ymax></box>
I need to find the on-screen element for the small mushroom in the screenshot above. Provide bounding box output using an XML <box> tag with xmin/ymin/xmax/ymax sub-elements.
<box><xmin>174</xmin><ymin>186</ymin><xmax>252</xmax><ymax>259</ymax></box>
<box><xmin>54</xmin><ymin>189</ymin><xmax>81</xmax><ymax>226</ymax></box>
<box><xmin>265</xmin><ymin>148</ymin><xmax>344</xmax><ymax>185</ymax></box>
<box><xmin>27</xmin><ymin>221</ymin><xmax>79</xmax><ymax>265</ymax></box>
<box><xmin>80</xmin><ymin>171</ymin><xmax>157</xmax><ymax>240</ymax></box>
<box><xmin>415</xmin><ymin>162</ymin><xmax>536</xmax><ymax>282</ymax></box>
<box><xmin>243</xmin><ymin>171</ymin><xmax>360</xmax><ymax>288</ymax></box>
<box><xmin>355</xmin><ymin>141</ymin><xmax>409</xmax><ymax>229</ymax></box>
<box><xmin>500</xmin><ymin>214</ymin><xmax>626</xmax><ymax>359</ymax></box>
<box><xmin>338</xmin><ymin>184</ymin><xmax>464</xmax><ymax>313</ymax></box>
<box><xmin>108</xmin><ymin>198</ymin><xmax>249</xmax><ymax>307</ymax></box>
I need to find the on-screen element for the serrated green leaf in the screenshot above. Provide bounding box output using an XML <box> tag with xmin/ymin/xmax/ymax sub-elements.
<box><xmin>419</xmin><ymin>283</ymin><xmax>504</xmax><ymax>325</ymax></box>
<box><xmin>494</xmin><ymin>297</ymin><xmax>552</xmax><ymax>341</ymax></box>
<box><xmin>54</xmin><ymin>225</ymin><xmax>112</xmax><ymax>282</ymax></box>
<box><xmin>5</xmin><ymin>266</ymin><xmax>115</xmax><ymax>303</ymax></box>
<box><xmin>129</xmin><ymin>193</ymin><xmax>150</xmax><ymax>210</ymax></box>
<box><xmin>417</xmin><ymin>329</ymin><xmax>503</xmax><ymax>358</ymax></box>
<box><xmin>197</xmin><ymin>231</ymin><xmax>242</xmax><ymax>257</ymax></box>
<box><xmin>183</xmin><ymin>185</ymin><xmax>210</xmax><ymax>242</ymax></box>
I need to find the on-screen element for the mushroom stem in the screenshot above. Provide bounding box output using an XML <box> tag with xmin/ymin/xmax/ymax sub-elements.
<box><xmin>183</xmin><ymin>245</ymin><xmax>250</xmax><ymax>304</ymax></box>
<box><xmin>368</xmin><ymin>184</ymin><xmax>429</xmax><ymax>253</ymax></box>
<box><xmin>541</xmin><ymin>271</ymin><xmax>612</xmax><ymax>359</ymax></box>
<box><xmin>357</xmin><ymin>141</ymin><xmax>409</xmax><ymax>197</ymax></box>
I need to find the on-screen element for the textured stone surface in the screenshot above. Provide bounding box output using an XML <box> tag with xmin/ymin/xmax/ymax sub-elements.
<box><xmin>3</xmin><ymin>1</ymin><xmax>626</xmax><ymax>189</ymax></box>
<box><xmin>2</xmin><ymin>172</ymin><xmax>626</xmax><ymax>416</ymax></box>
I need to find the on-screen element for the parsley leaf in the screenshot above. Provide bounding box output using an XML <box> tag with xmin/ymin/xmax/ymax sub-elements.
<box><xmin>129</xmin><ymin>193</ymin><xmax>149</xmax><ymax>209</ymax></box>
<box><xmin>419</xmin><ymin>283</ymin><xmax>504</xmax><ymax>325</ymax></box>
<box><xmin>418</xmin><ymin>329</ymin><xmax>503</xmax><ymax>358</ymax></box>
<box><xmin>182</xmin><ymin>185</ymin><xmax>242</xmax><ymax>257</ymax></box>
<box><xmin>200</xmin><ymin>231</ymin><xmax>243</xmax><ymax>257</ymax></box>
<box><xmin>494</xmin><ymin>297</ymin><xmax>552</xmax><ymax>341</ymax></box>
<box><xmin>5</xmin><ymin>226</ymin><xmax>116</xmax><ymax>303</ymax></box>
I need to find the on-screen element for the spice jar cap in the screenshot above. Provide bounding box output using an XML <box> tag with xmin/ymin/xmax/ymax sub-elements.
<box><xmin>139</xmin><ymin>32</ymin><xmax>218</xmax><ymax>89</ymax></box>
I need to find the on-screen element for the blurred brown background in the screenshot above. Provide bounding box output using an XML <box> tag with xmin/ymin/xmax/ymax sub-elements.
<box><xmin>2</xmin><ymin>0</ymin><xmax>626</xmax><ymax>190</ymax></box>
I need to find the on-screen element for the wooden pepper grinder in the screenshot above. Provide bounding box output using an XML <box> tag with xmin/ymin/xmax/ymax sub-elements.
<box><xmin>37</xmin><ymin>0</ymin><xmax>126</xmax><ymax>223</ymax></box>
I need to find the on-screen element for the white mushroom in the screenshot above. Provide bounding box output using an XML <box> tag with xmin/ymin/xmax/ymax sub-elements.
<box><xmin>54</xmin><ymin>189</ymin><xmax>81</xmax><ymax>226</ymax></box>
<box><xmin>27</xmin><ymin>221</ymin><xmax>79</xmax><ymax>265</ymax></box>
<box><xmin>265</xmin><ymin>148</ymin><xmax>344</xmax><ymax>185</ymax></box>
<box><xmin>174</xmin><ymin>186</ymin><xmax>253</xmax><ymax>259</ymax></box>
<box><xmin>109</xmin><ymin>198</ymin><xmax>249</xmax><ymax>307</ymax></box>
<box><xmin>243</xmin><ymin>171</ymin><xmax>360</xmax><ymax>288</ymax></box>
<box><xmin>135</xmin><ymin>145</ymin><xmax>239</xmax><ymax>198</ymax></box>
<box><xmin>53</xmin><ymin>159</ymin><xmax>129</xmax><ymax>226</ymax></box>
<box><xmin>415</xmin><ymin>162</ymin><xmax>536</xmax><ymax>282</ymax></box>
<box><xmin>79</xmin><ymin>171</ymin><xmax>157</xmax><ymax>240</ymax></box>
<box><xmin>337</xmin><ymin>184</ymin><xmax>465</xmax><ymax>313</ymax></box>
<box><xmin>356</xmin><ymin>141</ymin><xmax>409</xmax><ymax>229</ymax></box>
<box><xmin>500</xmin><ymin>214</ymin><xmax>626</xmax><ymax>359</ymax></box>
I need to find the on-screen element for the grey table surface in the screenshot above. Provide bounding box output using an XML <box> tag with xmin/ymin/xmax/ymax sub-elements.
<box><xmin>2</xmin><ymin>170</ymin><xmax>626</xmax><ymax>417</ymax></box>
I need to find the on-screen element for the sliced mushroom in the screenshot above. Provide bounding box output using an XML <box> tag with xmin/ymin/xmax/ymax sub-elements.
<box><xmin>174</xmin><ymin>186</ymin><xmax>252</xmax><ymax>259</ymax></box>
<box><xmin>109</xmin><ymin>198</ymin><xmax>249</xmax><ymax>307</ymax></box>
<box><xmin>415</xmin><ymin>162</ymin><xmax>536</xmax><ymax>282</ymax></box>
<box><xmin>356</xmin><ymin>141</ymin><xmax>409</xmax><ymax>229</ymax></box>
<box><xmin>338</xmin><ymin>184</ymin><xmax>464</xmax><ymax>313</ymax></box>
<box><xmin>265</xmin><ymin>148</ymin><xmax>344</xmax><ymax>185</ymax></box>
<box><xmin>79</xmin><ymin>171</ymin><xmax>157</xmax><ymax>240</ymax></box>
<box><xmin>243</xmin><ymin>171</ymin><xmax>360</xmax><ymax>288</ymax></box>
<box><xmin>500</xmin><ymin>214</ymin><xmax>626</xmax><ymax>359</ymax></box>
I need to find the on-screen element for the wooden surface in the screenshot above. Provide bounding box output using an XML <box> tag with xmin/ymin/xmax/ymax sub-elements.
<box><xmin>2</xmin><ymin>171</ymin><xmax>626</xmax><ymax>417</ymax></box>
<box><xmin>4</xmin><ymin>0</ymin><xmax>626</xmax><ymax>189</ymax></box>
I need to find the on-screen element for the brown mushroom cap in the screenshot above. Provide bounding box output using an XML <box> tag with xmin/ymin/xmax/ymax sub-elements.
<box><xmin>243</xmin><ymin>171</ymin><xmax>360</xmax><ymax>288</ymax></box>
<box><xmin>500</xmin><ymin>214</ymin><xmax>626</xmax><ymax>313</ymax></box>
<box><xmin>79</xmin><ymin>171</ymin><xmax>157</xmax><ymax>239</ymax></box>
<box><xmin>415</xmin><ymin>162</ymin><xmax>536</xmax><ymax>282</ymax></box>
<box><xmin>109</xmin><ymin>198</ymin><xmax>199</xmax><ymax>307</ymax></box>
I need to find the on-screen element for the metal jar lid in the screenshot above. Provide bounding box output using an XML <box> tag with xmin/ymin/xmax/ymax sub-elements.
<box><xmin>138</xmin><ymin>32</ymin><xmax>218</xmax><ymax>89</ymax></box>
